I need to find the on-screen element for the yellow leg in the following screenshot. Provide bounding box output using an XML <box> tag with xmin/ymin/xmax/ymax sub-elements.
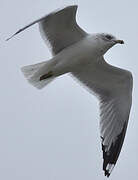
<box><xmin>40</xmin><ymin>71</ymin><xmax>53</xmax><ymax>81</ymax></box>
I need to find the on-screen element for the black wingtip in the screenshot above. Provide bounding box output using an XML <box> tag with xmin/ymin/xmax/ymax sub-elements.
<box><xmin>6</xmin><ymin>31</ymin><xmax>20</xmax><ymax>41</ymax></box>
<box><xmin>103</xmin><ymin>162</ymin><xmax>112</xmax><ymax>178</ymax></box>
<box><xmin>6</xmin><ymin>34</ymin><xmax>15</xmax><ymax>41</ymax></box>
<box><xmin>5</xmin><ymin>23</ymin><xmax>34</xmax><ymax>41</ymax></box>
<box><xmin>104</xmin><ymin>169</ymin><xmax>110</xmax><ymax>177</ymax></box>
<box><xmin>101</xmin><ymin>122</ymin><xmax>127</xmax><ymax>178</ymax></box>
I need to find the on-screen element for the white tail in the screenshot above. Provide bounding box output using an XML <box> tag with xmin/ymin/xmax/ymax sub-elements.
<box><xmin>21</xmin><ymin>61</ymin><xmax>55</xmax><ymax>89</ymax></box>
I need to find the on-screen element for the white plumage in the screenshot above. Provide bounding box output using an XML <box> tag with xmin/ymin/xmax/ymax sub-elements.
<box><xmin>8</xmin><ymin>5</ymin><xmax>133</xmax><ymax>177</ymax></box>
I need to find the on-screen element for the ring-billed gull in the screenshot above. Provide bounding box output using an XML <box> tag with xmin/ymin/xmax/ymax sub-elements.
<box><xmin>7</xmin><ymin>5</ymin><xmax>133</xmax><ymax>177</ymax></box>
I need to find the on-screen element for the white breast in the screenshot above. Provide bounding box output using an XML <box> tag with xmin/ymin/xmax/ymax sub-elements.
<box><xmin>52</xmin><ymin>35</ymin><xmax>103</xmax><ymax>75</ymax></box>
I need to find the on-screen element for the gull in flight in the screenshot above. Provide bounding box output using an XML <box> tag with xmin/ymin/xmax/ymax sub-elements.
<box><xmin>7</xmin><ymin>5</ymin><xmax>133</xmax><ymax>177</ymax></box>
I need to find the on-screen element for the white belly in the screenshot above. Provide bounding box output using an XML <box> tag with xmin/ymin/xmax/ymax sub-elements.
<box><xmin>52</xmin><ymin>35</ymin><xmax>102</xmax><ymax>76</ymax></box>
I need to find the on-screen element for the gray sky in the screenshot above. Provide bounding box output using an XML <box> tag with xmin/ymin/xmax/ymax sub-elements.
<box><xmin>0</xmin><ymin>0</ymin><xmax>137</xmax><ymax>179</ymax></box>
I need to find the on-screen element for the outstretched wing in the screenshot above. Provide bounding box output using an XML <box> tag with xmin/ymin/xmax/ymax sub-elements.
<box><xmin>7</xmin><ymin>5</ymin><xmax>87</xmax><ymax>55</ymax></box>
<box><xmin>99</xmin><ymin>93</ymin><xmax>131</xmax><ymax>177</ymax></box>
<box><xmin>72</xmin><ymin>58</ymin><xmax>133</xmax><ymax>177</ymax></box>
<box><xmin>39</xmin><ymin>5</ymin><xmax>87</xmax><ymax>54</ymax></box>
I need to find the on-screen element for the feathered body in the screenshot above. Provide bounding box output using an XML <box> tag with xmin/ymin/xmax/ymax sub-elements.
<box><xmin>8</xmin><ymin>5</ymin><xmax>133</xmax><ymax>177</ymax></box>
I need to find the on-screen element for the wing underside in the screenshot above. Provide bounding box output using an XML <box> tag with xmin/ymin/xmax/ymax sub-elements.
<box><xmin>72</xmin><ymin>58</ymin><xmax>133</xmax><ymax>177</ymax></box>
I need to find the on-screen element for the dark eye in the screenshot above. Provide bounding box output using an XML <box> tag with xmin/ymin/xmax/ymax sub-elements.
<box><xmin>105</xmin><ymin>35</ymin><xmax>113</xmax><ymax>40</ymax></box>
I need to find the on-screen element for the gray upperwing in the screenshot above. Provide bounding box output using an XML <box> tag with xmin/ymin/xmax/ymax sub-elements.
<box><xmin>7</xmin><ymin>5</ymin><xmax>87</xmax><ymax>55</ymax></box>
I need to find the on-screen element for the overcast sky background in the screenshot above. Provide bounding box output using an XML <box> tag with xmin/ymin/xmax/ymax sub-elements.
<box><xmin>0</xmin><ymin>0</ymin><xmax>137</xmax><ymax>179</ymax></box>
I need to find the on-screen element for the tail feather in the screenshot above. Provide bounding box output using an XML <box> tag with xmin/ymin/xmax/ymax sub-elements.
<box><xmin>21</xmin><ymin>61</ymin><xmax>55</xmax><ymax>89</ymax></box>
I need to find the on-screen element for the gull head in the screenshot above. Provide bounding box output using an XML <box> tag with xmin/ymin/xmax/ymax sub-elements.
<box><xmin>94</xmin><ymin>33</ymin><xmax>124</xmax><ymax>55</ymax></box>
